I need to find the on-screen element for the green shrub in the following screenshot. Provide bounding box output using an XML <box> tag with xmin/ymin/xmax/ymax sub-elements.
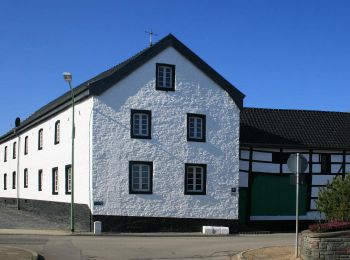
<box><xmin>316</xmin><ymin>173</ymin><xmax>350</xmax><ymax>222</ymax></box>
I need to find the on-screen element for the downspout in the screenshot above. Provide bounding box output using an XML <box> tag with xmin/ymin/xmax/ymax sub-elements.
<box><xmin>88</xmin><ymin>98</ymin><xmax>94</xmax><ymax>232</ymax></box>
<box><xmin>15</xmin><ymin>127</ymin><xmax>21</xmax><ymax>210</ymax></box>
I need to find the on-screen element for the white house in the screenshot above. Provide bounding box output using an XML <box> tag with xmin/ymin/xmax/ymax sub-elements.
<box><xmin>0</xmin><ymin>34</ymin><xmax>245</xmax><ymax>232</ymax></box>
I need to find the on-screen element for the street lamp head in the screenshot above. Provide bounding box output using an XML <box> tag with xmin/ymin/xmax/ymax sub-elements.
<box><xmin>63</xmin><ymin>72</ymin><xmax>72</xmax><ymax>82</ymax></box>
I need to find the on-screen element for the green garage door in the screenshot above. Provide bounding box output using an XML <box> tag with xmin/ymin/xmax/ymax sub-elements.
<box><xmin>251</xmin><ymin>174</ymin><xmax>308</xmax><ymax>216</ymax></box>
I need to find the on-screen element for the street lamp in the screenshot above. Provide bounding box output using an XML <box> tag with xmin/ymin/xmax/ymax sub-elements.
<box><xmin>63</xmin><ymin>72</ymin><xmax>75</xmax><ymax>232</ymax></box>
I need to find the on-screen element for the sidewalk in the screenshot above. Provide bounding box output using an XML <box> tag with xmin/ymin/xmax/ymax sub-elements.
<box><xmin>0</xmin><ymin>246</ymin><xmax>38</xmax><ymax>260</ymax></box>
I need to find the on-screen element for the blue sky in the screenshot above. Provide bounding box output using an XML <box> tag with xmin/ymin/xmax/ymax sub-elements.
<box><xmin>1</xmin><ymin>0</ymin><xmax>349</xmax><ymax>135</ymax></box>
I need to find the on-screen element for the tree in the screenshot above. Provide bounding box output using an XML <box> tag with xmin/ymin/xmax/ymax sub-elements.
<box><xmin>316</xmin><ymin>173</ymin><xmax>350</xmax><ymax>221</ymax></box>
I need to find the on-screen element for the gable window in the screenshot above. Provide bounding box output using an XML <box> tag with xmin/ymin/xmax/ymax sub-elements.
<box><xmin>320</xmin><ymin>154</ymin><xmax>331</xmax><ymax>174</ymax></box>
<box><xmin>129</xmin><ymin>161</ymin><xmax>153</xmax><ymax>194</ymax></box>
<box><xmin>13</xmin><ymin>142</ymin><xmax>16</xmax><ymax>159</ymax></box>
<box><xmin>38</xmin><ymin>170</ymin><xmax>43</xmax><ymax>191</ymax></box>
<box><xmin>4</xmin><ymin>146</ymin><xmax>7</xmax><ymax>162</ymax></box>
<box><xmin>24</xmin><ymin>168</ymin><xmax>28</xmax><ymax>188</ymax></box>
<box><xmin>130</xmin><ymin>110</ymin><xmax>152</xmax><ymax>139</ymax></box>
<box><xmin>185</xmin><ymin>163</ymin><xmax>206</xmax><ymax>195</ymax></box>
<box><xmin>65</xmin><ymin>165</ymin><xmax>72</xmax><ymax>194</ymax></box>
<box><xmin>24</xmin><ymin>136</ymin><xmax>28</xmax><ymax>155</ymax></box>
<box><xmin>38</xmin><ymin>129</ymin><xmax>43</xmax><ymax>150</ymax></box>
<box><xmin>4</xmin><ymin>174</ymin><xmax>7</xmax><ymax>190</ymax></box>
<box><xmin>12</xmin><ymin>171</ymin><xmax>16</xmax><ymax>189</ymax></box>
<box><xmin>156</xmin><ymin>63</ymin><xmax>175</xmax><ymax>91</ymax></box>
<box><xmin>54</xmin><ymin>120</ymin><xmax>60</xmax><ymax>144</ymax></box>
<box><xmin>187</xmin><ymin>113</ymin><xmax>206</xmax><ymax>142</ymax></box>
<box><xmin>52</xmin><ymin>167</ymin><xmax>58</xmax><ymax>195</ymax></box>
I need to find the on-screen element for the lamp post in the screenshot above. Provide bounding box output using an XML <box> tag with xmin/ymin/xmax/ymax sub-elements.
<box><xmin>63</xmin><ymin>72</ymin><xmax>75</xmax><ymax>232</ymax></box>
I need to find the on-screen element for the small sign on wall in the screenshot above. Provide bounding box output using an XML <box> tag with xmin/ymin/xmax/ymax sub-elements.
<box><xmin>94</xmin><ymin>201</ymin><xmax>104</xmax><ymax>206</ymax></box>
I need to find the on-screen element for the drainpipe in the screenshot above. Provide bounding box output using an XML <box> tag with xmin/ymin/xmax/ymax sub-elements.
<box><xmin>14</xmin><ymin>117</ymin><xmax>21</xmax><ymax>210</ymax></box>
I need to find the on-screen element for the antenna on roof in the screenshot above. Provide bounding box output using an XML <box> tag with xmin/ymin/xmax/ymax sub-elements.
<box><xmin>145</xmin><ymin>30</ymin><xmax>158</xmax><ymax>47</ymax></box>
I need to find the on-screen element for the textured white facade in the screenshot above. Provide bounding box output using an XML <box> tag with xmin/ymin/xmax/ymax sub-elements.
<box><xmin>91</xmin><ymin>46</ymin><xmax>240</xmax><ymax>220</ymax></box>
<box><xmin>0</xmin><ymin>99</ymin><xmax>93</xmax><ymax>205</ymax></box>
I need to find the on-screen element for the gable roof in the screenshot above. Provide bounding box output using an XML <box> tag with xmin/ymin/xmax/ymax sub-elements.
<box><xmin>241</xmin><ymin>107</ymin><xmax>350</xmax><ymax>150</ymax></box>
<box><xmin>0</xmin><ymin>34</ymin><xmax>244</xmax><ymax>143</ymax></box>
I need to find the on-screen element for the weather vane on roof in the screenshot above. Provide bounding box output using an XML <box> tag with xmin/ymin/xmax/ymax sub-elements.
<box><xmin>145</xmin><ymin>30</ymin><xmax>158</xmax><ymax>47</ymax></box>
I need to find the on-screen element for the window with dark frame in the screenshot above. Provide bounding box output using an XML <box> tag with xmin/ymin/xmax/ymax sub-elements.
<box><xmin>4</xmin><ymin>146</ymin><xmax>7</xmax><ymax>162</ymax></box>
<box><xmin>187</xmin><ymin>113</ymin><xmax>206</xmax><ymax>142</ymax></box>
<box><xmin>185</xmin><ymin>163</ymin><xmax>207</xmax><ymax>195</ymax></box>
<box><xmin>156</xmin><ymin>63</ymin><xmax>175</xmax><ymax>91</ymax></box>
<box><xmin>24</xmin><ymin>168</ymin><xmax>28</xmax><ymax>188</ymax></box>
<box><xmin>272</xmin><ymin>152</ymin><xmax>290</xmax><ymax>164</ymax></box>
<box><xmin>130</xmin><ymin>110</ymin><xmax>152</xmax><ymax>139</ymax></box>
<box><xmin>320</xmin><ymin>154</ymin><xmax>331</xmax><ymax>174</ymax></box>
<box><xmin>129</xmin><ymin>161</ymin><xmax>153</xmax><ymax>194</ymax></box>
<box><xmin>54</xmin><ymin>120</ymin><xmax>60</xmax><ymax>144</ymax></box>
<box><xmin>4</xmin><ymin>174</ymin><xmax>7</xmax><ymax>190</ymax></box>
<box><xmin>65</xmin><ymin>165</ymin><xmax>72</xmax><ymax>194</ymax></box>
<box><xmin>38</xmin><ymin>129</ymin><xmax>43</xmax><ymax>150</ymax></box>
<box><xmin>13</xmin><ymin>142</ymin><xmax>16</xmax><ymax>159</ymax></box>
<box><xmin>12</xmin><ymin>171</ymin><xmax>16</xmax><ymax>189</ymax></box>
<box><xmin>52</xmin><ymin>167</ymin><xmax>58</xmax><ymax>195</ymax></box>
<box><xmin>24</xmin><ymin>136</ymin><xmax>28</xmax><ymax>155</ymax></box>
<box><xmin>38</xmin><ymin>170</ymin><xmax>43</xmax><ymax>191</ymax></box>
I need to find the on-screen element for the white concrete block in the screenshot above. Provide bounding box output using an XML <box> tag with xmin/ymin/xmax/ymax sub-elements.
<box><xmin>94</xmin><ymin>221</ymin><xmax>102</xmax><ymax>234</ymax></box>
<box><xmin>202</xmin><ymin>226</ymin><xmax>229</xmax><ymax>235</ymax></box>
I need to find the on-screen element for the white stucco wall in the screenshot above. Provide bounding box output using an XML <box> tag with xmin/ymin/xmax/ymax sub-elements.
<box><xmin>0</xmin><ymin>98</ymin><xmax>93</xmax><ymax>206</ymax></box>
<box><xmin>91</xmin><ymin>46</ymin><xmax>240</xmax><ymax>220</ymax></box>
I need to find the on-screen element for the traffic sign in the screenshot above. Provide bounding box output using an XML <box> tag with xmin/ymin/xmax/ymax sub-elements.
<box><xmin>287</xmin><ymin>154</ymin><xmax>308</xmax><ymax>173</ymax></box>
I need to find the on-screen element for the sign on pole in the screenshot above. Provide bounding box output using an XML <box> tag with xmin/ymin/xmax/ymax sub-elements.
<box><xmin>287</xmin><ymin>153</ymin><xmax>308</xmax><ymax>258</ymax></box>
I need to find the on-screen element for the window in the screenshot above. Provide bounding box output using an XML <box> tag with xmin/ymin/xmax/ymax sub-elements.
<box><xmin>272</xmin><ymin>152</ymin><xmax>290</xmax><ymax>164</ymax></box>
<box><xmin>65</xmin><ymin>165</ymin><xmax>72</xmax><ymax>194</ymax></box>
<box><xmin>38</xmin><ymin>129</ymin><xmax>43</xmax><ymax>150</ymax></box>
<box><xmin>12</xmin><ymin>171</ymin><xmax>16</xmax><ymax>189</ymax></box>
<box><xmin>13</xmin><ymin>142</ymin><xmax>16</xmax><ymax>159</ymax></box>
<box><xmin>4</xmin><ymin>146</ymin><xmax>7</xmax><ymax>162</ymax></box>
<box><xmin>38</xmin><ymin>170</ymin><xmax>43</xmax><ymax>191</ymax></box>
<box><xmin>129</xmin><ymin>161</ymin><xmax>153</xmax><ymax>194</ymax></box>
<box><xmin>24</xmin><ymin>136</ymin><xmax>28</xmax><ymax>155</ymax></box>
<box><xmin>321</xmin><ymin>154</ymin><xmax>331</xmax><ymax>173</ymax></box>
<box><xmin>4</xmin><ymin>174</ymin><xmax>7</xmax><ymax>190</ymax></box>
<box><xmin>24</xmin><ymin>168</ymin><xmax>28</xmax><ymax>188</ymax></box>
<box><xmin>52</xmin><ymin>167</ymin><xmax>58</xmax><ymax>195</ymax></box>
<box><xmin>185</xmin><ymin>164</ymin><xmax>206</xmax><ymax>195</ymax></box>
<box><xmin>130</xmin><ymin>110</ymin><xmax>152</xmax><ymax>139</ymax></box>
<box><xmin>156</xmin><ymin>63</ymin><xmax>175</xmax><ymax>91</ymax></box>
<box><xmin>54</xmin><ymin>120</ymin><xmax>60</xmax><ymax>144</ymax></box>
<box><xmin>187</xmin><ymin>113</ymin><xmax>206</xmax><ymax>142</ymax></box>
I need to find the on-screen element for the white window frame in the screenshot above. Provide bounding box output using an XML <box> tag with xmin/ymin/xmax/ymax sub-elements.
<box><xmin>52</xmin><ymin>168</ymin><xmax>58</xmax><ymax>194</ymax></box>
<box><xmin>133</xmin><ymin>113</ymin><xmax>149</xmax><ymax>136</ymax></box>
<box><xmin>55</xmin><ymin>121</ymin><xmax>60</xmax><ymax>144</ymax></box>
<box><xmin>24</xmin><ymin>168</ymin><xmax>28</xmax><ymax>188</ymax></box>
<box><xmin>189</xmin><ymin>117</ymin><xmax>203</xmax><ymax>139</ymax></box>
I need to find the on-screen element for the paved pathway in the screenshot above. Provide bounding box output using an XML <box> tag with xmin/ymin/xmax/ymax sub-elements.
<box><xmin>0</xmin><ymin>233</ymin><xmax>294</xmax><ymax>260</ymax></box>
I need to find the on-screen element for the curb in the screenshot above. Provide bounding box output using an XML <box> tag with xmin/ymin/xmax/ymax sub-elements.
<box><xmin>0</xmin><ymin>246</ymin><xmax>38</xmax><ymax>260</ymax></box>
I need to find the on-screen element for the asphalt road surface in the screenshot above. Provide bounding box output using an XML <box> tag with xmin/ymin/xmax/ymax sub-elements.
<box><xmin>0</xmin><ymin>233</ymin><xmax>294</xmax><ymax>260</ymax></box>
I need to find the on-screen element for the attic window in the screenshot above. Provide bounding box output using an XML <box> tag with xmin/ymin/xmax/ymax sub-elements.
<box><xmin>156</xmin><ymin>63</ymin><xmax>175</xmax><ymax>91</ymax></box>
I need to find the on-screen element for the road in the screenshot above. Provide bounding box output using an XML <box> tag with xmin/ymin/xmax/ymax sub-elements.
<box><xmin>0</xmin><ymin>233</ymin><xmax>294</xmax><ymax>260</ymax></box>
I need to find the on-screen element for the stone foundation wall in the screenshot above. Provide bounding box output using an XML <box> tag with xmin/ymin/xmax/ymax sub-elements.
<box><xmin>0</xmin><ymin>197</ymin><xmax>92</xmax><ymax>231</ymax></box>
<box><xmin>301</xmin><ymin>230</ymin><xmax>350</xmax><ymax>259</ymax></box>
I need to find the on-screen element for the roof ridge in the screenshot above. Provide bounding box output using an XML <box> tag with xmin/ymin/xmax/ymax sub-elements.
<box><xmin>244</xmin><ymin>107</ymin><xmax>350</xmax><ymax>114</ymax></box>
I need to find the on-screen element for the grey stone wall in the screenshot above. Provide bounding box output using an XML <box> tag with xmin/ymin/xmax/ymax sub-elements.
<box><xmin>301</xmin><ymin>230</ymin><xmax>350</xmax><ymax>259</ymax></box>
<box><xmin>0</xmin><ymin>197</ymin><xmax>91</xmax><ymax>231</ymax></box>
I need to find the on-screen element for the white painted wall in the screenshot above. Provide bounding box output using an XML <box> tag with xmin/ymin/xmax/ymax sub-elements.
<box><xmin>0</xmin><ymin>98</ymin><xmax>93</xmax><ymax>206</ymax></box>
<box><xmin>91</xmin><ymin>46</ymin><xmax>240</xmax><ymax>220</ymax></box>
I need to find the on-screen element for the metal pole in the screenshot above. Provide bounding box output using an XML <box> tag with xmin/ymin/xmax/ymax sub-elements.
<box><xmin>295</xmin><ymin>153</ymin><xmax>300</xmax><ymax>258</ymax></box>
<box><xmin>69</xmin><ymin>81</ymin><xmax>75</xmax><ymax>233</ymax></box>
